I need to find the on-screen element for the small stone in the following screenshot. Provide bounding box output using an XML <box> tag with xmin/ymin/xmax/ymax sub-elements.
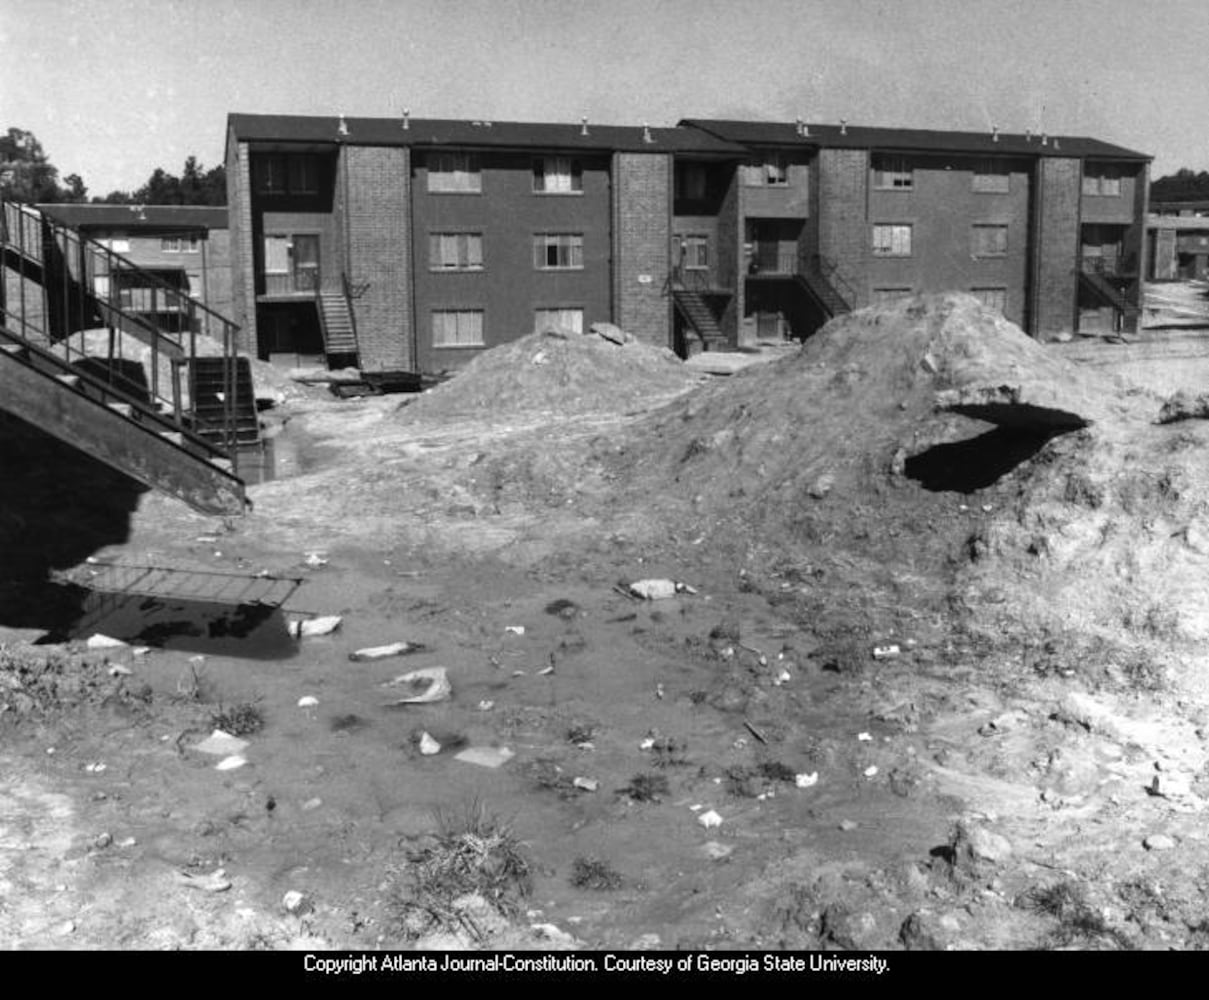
<box><xmin>418</xmin><ymin>732</ymin><xmax>441</xmax><ymax>756</ymax></box>
<box><xmin>698</xmin><ymin>809</ymin><xmax>723</xmax><ymax>829</ymax></box>
<box><xmin>283</xmin><ymin>890</ymin><xmax>312</xmax><ymax>914</ymax></box>
<box><xmin>840</xmin><ymin>820</ymin><xmax>858</xmax><ymax>832</ymax></box>
<box><xmin>701</xmin><ymin>841</ymin><xmax>733</xmax><ymax>860</ymax></box>
<box><xmin>1144</xmin><ymin>834</ymin><xmax>1177</xmax><ymax>851</ymax></box>
<box><xmin>93</xmin><ymin>832</ymin><xmax>112</xmax><ymax>849</ymax></box>
<box><xmin>572</xmin><ymin>777</ymin><xmax>598</xmax><ymax>792</ymax></box>
<box><xmin>301</xmin><ymin>797</ymin><xmax>323</xmax><ymax>811</ymax></box>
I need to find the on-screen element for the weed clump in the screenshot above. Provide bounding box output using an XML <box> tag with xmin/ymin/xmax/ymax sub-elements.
<box><xmin>210</xmin><ymin>701</ymin><xmax>265</xmax><ymax>737</ymax></box>
<box><xmin>619</xmin><ymin>772</ymin><xmax>670</xmax><ymax>802</ymax></box>
<box><xmin>570</xmin><ymin>856</ymin><xmax>624</xmax><ymax>891</ymax></box>
<box><xmin>1021</xmin><ymin>880</ymin><xmax>1132</xmax><ymax>950</ymax></box>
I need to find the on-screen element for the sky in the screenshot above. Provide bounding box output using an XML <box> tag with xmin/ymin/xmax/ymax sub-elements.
<box><xmin>2</xmin><ymin>0</ymin><xmax>1207</xmax><ymax>197</ymax></box>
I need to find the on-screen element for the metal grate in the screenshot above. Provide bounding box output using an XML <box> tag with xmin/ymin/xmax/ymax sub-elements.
<box><xmin>60</xmin><ymin>560</ymin><xmax>305</xmax><ymax>609</ymax></box>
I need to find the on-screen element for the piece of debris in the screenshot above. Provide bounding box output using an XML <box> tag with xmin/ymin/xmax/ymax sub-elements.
<box><xmin>297</xmin><ymin>696</ymin><xmax>319</xmax><ymax>709</ymax></box>
<box><xmin>639</xmin><ymin>737</ymin><xmax>656</xmax><ymax>751</ymax></box>
<box><xmin>132</xmin><ymin>646</ymin><xmax>151</xmax><ymax>657</ymax></box>
<box><xmin>215</xmin><ymin>755</ymin><xmax>248</xmax><ymax>771</ymax></box>
<box><xmin>282</xmin><ymin>890</ymin><xmax>312</xmax><ymax>914</ymax></box>
<box><xmin>85</xmin><ymin>634</ymin><xmax>126</xmax><ymax>650</ymax></box>
<box><xmin>873</xmin><ymin>644</ymin><xmax>901</xmax><ymax>660</ymax></box>
<box><xmin>697</xmin><ymin>809</ymin><xmax>723</xmax><ymax>829</ymax></box>
<box><xmin>289</xmin><ymin>615</ymin><xmax>343</xmax><ymax>638</ymax></box>
<box><xmin>303</xmin><ymin>552</ymin><xmax>328</xmax><ymax>568</ymax></box>
<box><xmin>175</xmin><ymin>869</ymin><xmax>231</xmax><ymax>893</ymax></box>
<box><xmin>454</xmin><ymin>746</ymin><xmax>515</xmax><ymax>768</ymax></box>
<box><xmin>795</xmin><ymin>772</ymin><xmax>819</xmax><ymax>788</ymax></box>
<box><xmin>107</xmin><ymin>664</ymin><xmax>132</xmax><ymax>677</ymax></box>
<box><xmin>418</xmin><ymin>732</ymin><xmax>442</xmax><ymax>756</ymax></box>
<box><xmin>1144</xmin><ymin>833</ymin><xmax>1177</xmax><ymax>852</ymax></box>
<box><xmin>84</xmin><ymin>762</ymin><xmax>107</xmax><ymax>773</ymax></box>
<box><xmin>193</xmin><ymin>730</ymin><xmax>251</xmax><ymax>757</ymax></box>
<box><xmin>572</xmin><ymin>777</ymin><xmax>599</xmax><ymax>792</ymax></box>
<box><xmin>628</xmin><ymin>579</ymin><xmax>696</xmax><ymax>600</ymax></box>
<box><xmin>840</xmin><ymin>820</ymin><xmax>858</xmax><ymax>832</ymax></box>
<box><xmin>382</xmin><ymin>666</ymin><xmax>451</xmax><ymax>705</ymax></box>
<box><xmin>348</xmin><ymin>641</ymin><xmax>427</xmax><ymax>662</ymax></box>
<box><xmin>701</xmin><ymin>841</ymin><xmax>733</xmax><ymax>860</ymax></box>
<box><xmin>863</xmin><ymin>766</ymin><xmax>879</xmax><ymax>778</ymax></box>
<box><xmin>301</xmin><ymin>797</ymin><xmax>322</xmax><ymax>811</ymax></box>
<box><xmin>857</xmin><ymin>732</ymin><xmax>873</xmax><ymax>742</ymax></box>
<box><xmin>505</xmin><ymin>625</ymin><xmax>526</xmax><ymax>636</ymax></box>
<box><xmin>93</xmin><ymin>832</ymin><xmax>113</xmax><ymax>849</ymax></box>
<box><xmin>477</xmin><ymin>700</ymin><xmax>495</xmax><ymax>712</ymax></box>
<box><xmin>117</xmin><ymin>837</ymin><xmax>136</xmax><ymax>848</ymax></box>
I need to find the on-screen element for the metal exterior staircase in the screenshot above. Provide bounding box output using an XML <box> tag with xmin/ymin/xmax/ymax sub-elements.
<box><xmin>796</xmin><ymin>254</ymin><xmax>853</xmax><ymax>318</ymax></box>
<box><xmin>670</xmin><ymin>271</ymin><xmax>728</xmax><ymax>351</ymax></box>
<box><xmin>1</xmin><ymin>197</ymin><xmax>251</xmax><ymax>515</ymax></box>
<box><xmin>316</xmin><ymin>287</ymin><xmax>359</xmax><ymax>361</ymax></box>
<box><xmin>1078</xmin><ymin>265</ymin><xmax>1141</xmax><ymax>320</ymax></box>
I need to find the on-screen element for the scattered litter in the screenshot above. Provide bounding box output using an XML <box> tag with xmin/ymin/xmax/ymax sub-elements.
<box><xmin>477</xmin><ymin>700</ymin><xmax>495</xmax><ymax>712</ymax></box>
<box><xmin>538</xmin><ymin>663</ymin><xmax>555</xmax><ymax>676</ymax></box>
<box><xmin>701</xmin><ymin>841</ymin><xmax>733</xmax><ymax>860</ymax></box>
<box><xmin>840</xmin><ymin>820</ymin><xmax>858</xmax><ymax>832</ymax></box>
<box><xmin>382</xmin><ymin>666</ymin><xmax>451</xmax><ymax>704</ymax></box>
<box><xmin>744</xmin><ymin>721</ymin><xmax>768</xmax><ymax>744</ymax></box>
<box><xmin>639</xmin><ymin>737</ymin><xmax>656</xmax><ymax>751</ymax></box>
<box><xmin>505</xmin><ymin>625</ymin><xmax>526</xmax><ymax>636</ymax></box>
<box><xmin>194</xmin><ymin>730</ymin><xmax>250</xmax><ymax>757</ymax></box>
<box><xmin>873</xmin><ymin>644</ymin><xmax>901</xmax><ymax>659</ymax></box>
<box><xmin>297</xmin><ymin>695</ymin><xmax>319</xmax><ymax>708</ymax></box>
<box><xmin>454</xmin><ymin>746</ymin><xmax>515</xmax><ymax>768</ymax></box>
<box><xmin>188</xmin><ymin>655</ymin><xmax>206</xmax><ymax>666</ymax></box>
<box><xmin>1144</xmin><ymin>833</ymin><xmax>1176</xmax><ymax>852</ymax></box>
<box><xmin>864</xmin><ymin>765</ymin><xmax>879</xmax><ymax>778</ymax></box>
<box><xmin>697</xmin><ymin>809</ymin><xmax>723</xmax><ymax>829</ymax></box>
<box><xmin>84</xmin><ymin>762</ymin><xmax>107</xmax><ymax>773</ymax></box>
<box><xmin>93</xmin><ymin>832</ymin><xmax>112</xmax><ymax>849</ymax></box>
<box><xmin>117</xmin><ymin>837</ymin><xmax>136</xmax><ymax>848</ymax></box>
<box><xmin>86</xmin><ymin>634</ymin><xmax>126</xmax><ymax>650</ymax></box>
<box><xmin>418</xmin><ymin>732</ymin><xmax>442</xmax><ymax>756</ymax></box>
<box><xmin>857</xmin><ymin>732</ymin><xmax>873</xmax><ymax>742</ymax></box>
<box><xmin>301</xmin><ymin>797</ymin><xmax>322</xmax><ymax>811</ymax></box>
<box><xmin>795</xmin><ymin>773</ymin><xmax>819</xmax><ymax>788</ymax></box>
<box><xmin>216</xmin><ymin>755</ymin><xmax>248</xmax><ymax>771</ymax></box>
<box><xmin>572</xmin><ymin>777</ymin><xmax>599</xmax><ymax>792</ymax></box>
<box><xmin>132</xmin><ymin>646</ymin><xmax>151</xmax><ymax>657</ymax></box>
<box><xmin>303</xmin><ymin>552</ymin><xmax>328</xmax><ymax>568</ymax></box>
<box><xmin>655</xmin><ymin>683</ymin><xmax>665</xmax><ymax>699</ymax></box>
<box><xmin>773</xmin><ymin>669</ymin><xmax>792</xmax><ymax>686</ymax></box>
<box><xmin>289</xmin><ymin>615</ymin><xmax>343</xmax><ymax>638</ymax></box>
<box><xmin>175</xmin><ymin>869</ymin><xmax>231</xmax><ymax>893</ymax></box>
<box><xmin>348</xmin><ymin>641</ymin><xmax>427</xmax><ymax>662</ymax></box>
<box><xmin>283</xmin><ymin>890</ymin><xmax>312</xmax><ymax>914</ymax></box>
<box><xmin>628</xmin><ymin>579</ymin><xmax>694</xmax><ymax>600</ymax></box>
<box><xmin>107</xmin><ymin>664</ymin><xmax>132</xmax><ymax>677</ymax></box>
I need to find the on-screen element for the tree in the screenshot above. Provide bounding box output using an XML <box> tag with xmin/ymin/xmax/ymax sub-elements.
<box><xmin>99</xmin><ymin>157</ymin><xmax>227</xmax><ymax>206</ymax></box>
<box><xmin>1150</xmin><ymin>168</ymin><xmax>1209</xmax><ymax>203</ymax></box>
<box><xmin>0</xmin><ymin>127</ymin><xmax>67</xmax><ymax>203</ymax></box>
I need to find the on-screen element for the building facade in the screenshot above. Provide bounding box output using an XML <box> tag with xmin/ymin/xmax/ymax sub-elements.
<box><xmin>225</xmin><ymin>114</ymin><xmax>1150</xmax><ymax>373</ymax></box>
<box><xmin>1147</xmin><ymin>201</ymin><xmax>1209</xmax><ymax>281</ymax></box>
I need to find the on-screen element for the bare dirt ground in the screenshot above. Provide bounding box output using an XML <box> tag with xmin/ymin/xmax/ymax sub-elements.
<box><xmin>4</xmin><ymin>289</ymin><xmax>1209</xmax><ymax>952</ymax></box>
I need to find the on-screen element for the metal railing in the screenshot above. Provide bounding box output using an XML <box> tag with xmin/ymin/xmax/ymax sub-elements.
<box><xmin>799</xmin><ymin>252</ymin><xmax>856</xmax><ymax>312</ymax></box>
<box><xmin>1079</xmin><ymin>254</ymin><xmax>1138</xmax><ymax>278</ymax></box>
<box><xmin>748</xmin><ymin>248</ymin><xmax>799</xmax><ymax>276</ymax></box>
<box><xmin>1</xmin><ymin>197</ymin><xmax>246</xmax><ymax>470</ymax></box>
<box><xmin>263</xmin><ymin>268</ymin><xmax>320</xmax><ymax>296</ymax></box>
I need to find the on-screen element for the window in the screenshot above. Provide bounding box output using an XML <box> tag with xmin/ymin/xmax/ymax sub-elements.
<box><xmin>972</xmin><ymin>287</ymin><xmax>1007</xmax><ymax>315</ymax></box>
<box><xmin>160</xmin><ymin>236</ymin><xmax>200</xmax><ymax>253</ymax></box>
<box><xmin>534</xmin><ymin>233</ymin><xmax>584</xmax><ymax>270</ymax></box>
<box><xmin>1083</xmin><ymin>165</ymin><xmax>1122</xmax><ymax>197</ymax></box>
<box><xmin>535</xmin><ymin>308</ymin><xmax>583</xmax><ymax>335</ymax></box>
<box><xmin>103</xmin><ymin>237</ymin><xmax>131</xmax><ymax>253</ymax></box>
<box><xmin>872</xmin><ymin>287</ymin><xmax>914</xmax><ymax>306</ymax></box>
<box><xmin>971</xmin><ymin>224</ymin><xmax>1009</xmax><ymax>258</ymax></box>
<box><xmin>253</xmin><ymin>154</ymin><xmax>320</xmax><ymax>196</ymax></box>
<box><xmin>533</xmin><ymin>156</ymin><xmax>582</xmax><ymax>194</ymax></box>
<box><xmin>675</xmin><ymin>162</ymin><xmax>707</xmax><ymax>201</ymax></box>
<box><xmin>432</xmin><ymin>309</ymin><xmax>484</xmax><ymax>347</ymax></box>
<box><xmin>872</xmin><ymin>224</ymin><xmax>912</xmax><ymax>257</ymax></box>
<box><xmin>872</xmin><ymin>155</ymin><xmax>913</xmax><ymax>190</ymax></box>
<box><xmin>428</xmin><ymin>152</ymin><xmax>482</xmax><ymax>193</ymax></box>
<box><xmin>744</xmin><ymin>154</ymin><xmax>788</xmax><ymax>186</ymax></box>
<box><xmin>429</xmin><ymin>233</ymin><xmax>483</xmax><ymax>270</ymax></box>
<box><xmin>973</xmin><ymin>160</ymin><xmax>1010</xmax><ymax>193</ymax></box>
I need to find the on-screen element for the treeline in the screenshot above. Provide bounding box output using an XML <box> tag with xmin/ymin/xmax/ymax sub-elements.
<box><xmin>1</xmin><ymin>127</ymin><xmax>225</xmax><ymax>206</ymax></box>
<box><xmin>1150</xmin><ymin>168</ymin><xmax>1209</xmax><ymax>204</ymax></box>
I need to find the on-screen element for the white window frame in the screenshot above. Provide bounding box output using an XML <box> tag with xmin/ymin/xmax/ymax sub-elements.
<box><xmin>534</xmin><ymin>307</ymin><xmax>584</xmax><ymax>335</ymax></box>
<box><xmin>427</xmin><ymin>152</ymin><xmax>482</xmax><ymax>193</ymax></box>
<box><xmin>533</xmin><ymin>233</ymin><xmax>584</xmax><ymax>270</ymax></box>
<box><xmin>682</xmin><ymin>234</ymin><xmax>709</xmax><ymax>270</ymax></box>
<box><xmin>872</xmin><ymin>223</ymin><xmax>912</xmax><ymax>257</ymax></box>
<box><xmin>872</xmin><ymin>155</ymin><xmax>913</xmax><ymax>190</ymax></box>
<box><xmin>1083</xmin><ymin>165</ymin><xmax>1122</xmax><ymax>197</ymax></box>
<box><xmin>432</xmin><ymin>309</ymin><xmax>485</xmax><ymax>348</ymax></box>
<box><xmin>429</xmin><ymin>232</ymin><xmax>484</xmax><ymax>271</ymax></box>
<box><xmin>971</xmin><ymin>224</ymin><xmax>1009</xmax><ymax>258</ymax></box>
<box><xmin>533</xmin><ymin>156</ymin><xmax>583</xmax><ymax>194</ymax></box>
<box><xmin>161</xmin><ymin>237</ymin><xmax>180</xmax><ymax>253</ymax></box>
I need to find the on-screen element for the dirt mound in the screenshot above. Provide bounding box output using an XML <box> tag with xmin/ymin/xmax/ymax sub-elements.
<box><xmin>400</xmin><ymin>327</ymin><xmax>700</xmax><ymax>423</ymax></box>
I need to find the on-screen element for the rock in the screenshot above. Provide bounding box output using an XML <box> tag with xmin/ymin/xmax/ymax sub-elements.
<box><xmin>629</xmin><ymin>579</ymin><xmax>678</xmax><ymax>600</ymax></box>
<box><xmin>1054</xmin><ymin>691</ymin><xmax>1120</xmax><ymax>737</ymax></box>
<box><xmin>194</xmin><ymin>730</ymin><xmax>251</xmax><ymax>757</ymax></box>
<box><xmin>952</xmin><ymin>819</ymin><xmax>1013</xmax><ymax>868</ymax></box>
<box><xmin>819</xmin><ymin>903</ymin><xmax>878</xmax><ymax>950</ymax></box>
<box><xmin>697</xmin><ymin>809</ymin><xmax>723</xmax><ymax>829</ymax></box>
<box><xmin>840</xmin><ymin>820</ymin><xmax>858</xmax><ymax>832</ymax></box>
<box><xmin>93</xmin><ymin>832</ymin><xmax>112</xmax><ymax>849</ymax></box>
<box><xmin>418</xmin><ymin>732</ymin><xmax>441</xmax><ymax>756</ymax></box>
<box><xmin>215</xmin><ymin>755</ymin><xmax>248</xmax><ymax>771</ymax></box>
<box><xmin>86</xmin><ymin>634</ymin><xmax>126</xmax><ymax>649</ymax></box>
<box><xmin>1158</xmin><ymin>390</ymin><xmax>1209</xmax><ymax>425</ymax></box>
<box><xmin>701</xmin><ymin>841</ymin><xmax>733</xmax><ymax>860</ymax></box>
<box><xmin>349</xmin><ymin>641</ymin><xmax>426</xmax><ymax>662</ymax></box>
<box><xmin>283</xmin><ymin>890</ymin><xmax>312</xmax><ymax>914</ymax></box>
<box><xmin>1143</xmin><ymin>833</ymin><xmax>1176</xmax><ymax>851</ymax></box>
<box><xmin>572</xmin><ymin>777</ymin><xmax>599</xmax><ymax>792</ymax></box>
<box><xmin>297</xmin><ymin>696</ymin><xmax>319</xmax><ymax>708</ymax></box>
<box><xmin>590</xmin><ymin>322</ymin><xmax>632</xmax><ymax>345</ymax></box>
<box><xmin>454</xmin><ymin>746</ymin><xmax>515</xmax><ymax>768</ymax></box>
<box><xmin>807</xmin><ymin>472</ymin><xmax>834</xmax><ymax>499</ymax></box>
<box><xmin>290</xmin><ymin>615</ymin><xmax>342</xmax><ymax>638</ymax></box>
<box><xmin>899</xmin><ymin>912</ymin><xmax>942</xmax><ymax>950</ymax></box>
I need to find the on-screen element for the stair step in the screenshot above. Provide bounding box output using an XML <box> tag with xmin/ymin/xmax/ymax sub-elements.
<box><xmin>159</xmin><ymin>430</ymin><xmax>185</xmax><ymax>446</ymax></box>
<box><xmin>55</xmin><ymin>373</ymin><xmax>82</xmax><ymax>389</ymax></box>
<box><xmin>1</xmin><ymin>342</ymin><xmax>30</xmax><ymax>361</ymax></box>
<box><xmin>106</xmin><ymin>401</ymin><xmax>135</xmax><ymax>418</ymax></box>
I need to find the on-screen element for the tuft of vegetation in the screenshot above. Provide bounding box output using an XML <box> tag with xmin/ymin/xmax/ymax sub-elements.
<box><xmin>386</xmin><ymin>800</ymin><xmax>532</xmax><ymax>945</ymax></box>
<box><xmin>1021</xmin><ymin>880</ymin><xmax>1133</xmax><ymax>950</ymax></box>
<box><xmin>619</xmin><ymin>772</ymin><xmax>670</xmax><ymax>802</ymax></box>
<box><xmin>565</xmin><ymin>720</ymin><xmax>597</xmax><ymax>744</ymax></box>
<box><xmin>210</xmin><ymin>700</ymin><xmax>265</xmax><ymax>737</ymax></box>
<box><xmin>570</xmin><ymin>856</ymin><xmax>624</xmax><ymax>891</ymax></box>
<box><xmin>174</xmin><ymin>660</ymin><xmax>216</xmax><ymax>703</ymax></box>
<box><xmin>651</xmin><ymin>736</ymin><xmax>689</xmax><ymax>767</ymax></box>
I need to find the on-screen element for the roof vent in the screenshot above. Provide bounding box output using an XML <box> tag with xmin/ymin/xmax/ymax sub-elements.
<box><xmin>1025</xmin><ymin>129</ymin><xmax>1032</xmax><ymax>142</ymax></box>
<box><xmin>795</xmin><ymin>117</ymin><xmax>803</xmax><ymax>136</ymax></box>
<box><xmin>839</xmin><ymin>118</ymin><xmax>848</xmax><ymax>136</ymax></box>
<box><xmin>1053</xmin><ymin>138</ymin><xmax>1060</xmax><ymax>150</ymax></box>
<box><xmin>581</xmin><ymin>116</ymin><xmax>589</xmax><ymax>136</ymax></box>
<box><xmin>402</xmin><ymin>108</ymin><xmax>410</xmax><ymax>131</ymax></box>
<box><xmin>642</xmin><ymin>122</ymin><xmax>653</xmax><ymax>144</ymax></box>
<box><xmin>338</xmin><ymin>114</ymin><xmax>349</xmax><ymax>136</ymax></box>
<box><xmin>992</xmin><ymin>125</ymin><xmax>1000</xmax><ymax>142</ymax></box>
<box><xmin>1040</xmin><ymin>133</ymin><xmax>1048</xmax><ymax>146</ymax></box>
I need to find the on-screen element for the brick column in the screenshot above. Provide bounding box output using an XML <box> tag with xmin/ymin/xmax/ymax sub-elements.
<box><xmin>612</xmin><ymin>152</ymin><xmax>671</xmax><ymax>347</ymax></box>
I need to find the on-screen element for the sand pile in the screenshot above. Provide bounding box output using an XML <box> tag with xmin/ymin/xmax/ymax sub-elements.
<box><xmin>400</xmin><ymin>326</ymin><xmax>700</xmax><ymax>423</ymax></box>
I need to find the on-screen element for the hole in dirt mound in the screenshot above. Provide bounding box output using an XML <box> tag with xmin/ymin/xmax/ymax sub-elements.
<box><xmin>905</xmin><ymin>426</ymin><xmax>1064</xmax><ymax>494</ymax></box>
<box><xmin>945</xmin><ymin>402</ymin><xmax>1087</xmax><ymax>431</ymax></box>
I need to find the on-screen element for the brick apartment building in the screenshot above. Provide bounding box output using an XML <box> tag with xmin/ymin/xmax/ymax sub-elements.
<box><xmin>224</xmin><ymin>113</ymin><xmax>1150</xmax><ymax>373</ymax></box>
<box><xmin>1147</xmin><ymin>200</ymin><xmax>1209</xmax><ymax>281</ymax></box>
<box><xmin>35</xmin><ymin>204</ymin><xmax>232</xmax><ymax>330</ymax></box>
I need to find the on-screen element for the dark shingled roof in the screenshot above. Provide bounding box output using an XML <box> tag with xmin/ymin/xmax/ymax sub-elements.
<box><xmin>227</xmin><ymin>113</ymin><xmax>748</xmax><ymax>156</ymax></box>
<box><xmin>37</xmin><ymin>204</ymin><xmax>227</xmax><ymax>230</ymax></box>
<box><xmin>679</xmin><ymin>119</ymin><xmax>1151</xmax><ymax>161</ymax></box>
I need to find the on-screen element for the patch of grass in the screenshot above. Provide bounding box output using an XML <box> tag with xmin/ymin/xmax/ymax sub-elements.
<box><xmin>570</xmin><ymin>856</ymin><xmax>623</xmax><ymax>891</ymax></box>
<box><xmin>565</xmin><ymin>720</ymin><xmax>597</xmax><ymax>744</ymax></box>
<box><xmin>651</xmin><ymin>736</ymin><xmax>688</xmax><ymax>767</ymax></box>
<box><xmin>209</xmin><ymin>700</ymin><xmax>265</xmax><ymax>737</ymax></box>
<box><xmin>387</xmin><ymin>799</ymin><xmax>532</xmax><ymax>944</ymax></box>
<box><xmin>619</xmin><ymin>772</ymin><xmax>670</xmax><ymax>802</ymax></box>
<box><xmin>1022</xmin><ymin>880</ymin><xmax>1133</xmax><ymax>950</ymax></box>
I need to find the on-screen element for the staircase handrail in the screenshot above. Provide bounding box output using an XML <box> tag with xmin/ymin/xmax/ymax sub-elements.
<box><xmin>800</xmin><ymin>252</ymin><xmax>855</xmax><ymax>311</ymax></box>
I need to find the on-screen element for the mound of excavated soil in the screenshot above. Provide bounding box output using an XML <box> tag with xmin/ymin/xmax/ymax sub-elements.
<box><xmin>399</xmin><ymin>328</ymin><xmax>701</xmax><ymax>423</ymax></box>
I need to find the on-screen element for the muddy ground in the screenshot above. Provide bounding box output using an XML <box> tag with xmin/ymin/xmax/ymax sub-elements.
<box><xmin>4</xmin><ymin>289</ymin><xmax>1209</xmax><ymax>952</ymax></box>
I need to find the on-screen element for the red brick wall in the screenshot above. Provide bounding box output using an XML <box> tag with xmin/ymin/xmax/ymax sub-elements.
<box><xmin>612</xmin><ymin>152</ymin><xmax>671</xmax><ymax>347</ymax></box>
<box><xmin>226</xmin><ymin>136</ymin><xmax>257</xmax><ymax>356</ymax></box>
<box><xmin>1034</xmin><ymin>157</ymin><xmax>1081</xmax><ymax>337</ymax></box>
<box><xmin>817</xmin><ymin>148</ymin><xmax>868</xmax><ymax>308</ymax></box>
<box><xmin>344</xmin><ymin>145</ymin><xmax>413</xmax><ymax>371</ymax></box>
